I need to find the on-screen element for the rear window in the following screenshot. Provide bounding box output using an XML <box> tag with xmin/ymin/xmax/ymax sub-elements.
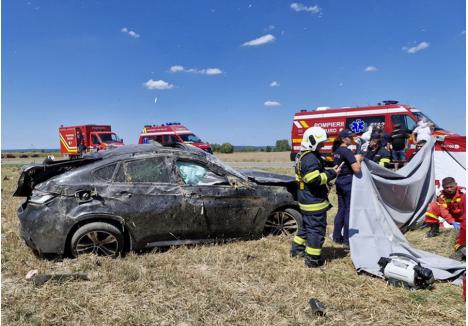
<box><xmin>93</xmin><ymin>163</ymin><xmax>117</xmax><ymax>181</ymax></box>
<box><xmin>114</xmin><ymin>156</ymin><xmax>172</xmax><ymax>183</ymax></box>
<box><xmin>346</xmin><ymin>116</ymin><xmax>385</xmax><ymax>134</ymax></box>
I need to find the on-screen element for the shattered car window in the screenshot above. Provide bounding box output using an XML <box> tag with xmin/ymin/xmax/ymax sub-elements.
<box><xmin>115</xmin><ymin>157</ymin><xmax>171</xmax><ymax>183</ymax></box>
<box><xmin>176</xmin><ymin>161</ymin><xmax>228</xmax><ymax>186</ymax></box>
<box><xmin>93</xmin><ymin>163</ymin><xmax>117</xmax><ymax>181</ymax></box>
<box><xmin>201</xmin><ymin>152</ymin><xmax>247</xmax><ymax>181</ymax></box>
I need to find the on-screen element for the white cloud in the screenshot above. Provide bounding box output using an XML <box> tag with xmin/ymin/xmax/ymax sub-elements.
<box><xmin>121</xmin><ymin>27</ymin><xmax>140</xmax><ymax>38</ymax></box>
<box><xmin>403</xmin><ymin>41</ymin><xmax>430</xmax><ymax>54</ymax></box>
<box><xmin>364</xmin><ymin>66</ymin><xmax>378</xmax><ymax>72</ymax></box>
<box><xmin>170</xmin><ymin>65</ymin><xmax>185</xmax><ymax>73</ymax></box>
<box><xmin>270</xmin><ymin>81</ymin><xmax>280</xmax><ymax>87</ymax></box>
<box><xmin>290</xmin><ymin>3</ymin><xmax>321</xmax><ymax>14</ymax></box>
<box><xmin>169</xmin><ymin>65</ymin><xmax>223</xmax><ymax>75</ymax></box>
<box><xmin>242</xmin><ymin>34</ymin><xmax>276</xmax><ymax>47</ymax></box>
<box><xmin>264</xmin><ymin>100</ymin><xmax>281</xmax><ymax>107</ymax></box>
<box><xmin>205</xmin><ymin>68</ymin><xmax>222</xmax><ymax>75</ymax></box>
<box><xmin>143</xmin><ymin>79</ymin><xmax>174</xmax><ymax>90</ymax></box>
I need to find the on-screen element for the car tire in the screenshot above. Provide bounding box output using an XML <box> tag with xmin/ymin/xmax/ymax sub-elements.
<box><xmin>70</xmin><ymin>222</ymin><xmax>124</xmax><ymax>258</ymax></box>
<box><xmin>263</xmin><ymin>208</ymin><xmax>303</xmax><ymax>236</ymax></box>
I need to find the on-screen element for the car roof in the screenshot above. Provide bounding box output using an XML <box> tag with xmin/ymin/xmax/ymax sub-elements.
<box><xmin>83</xmin><ymin>143</ymin><xmax>206</xmax><ymax>161</ymax></box>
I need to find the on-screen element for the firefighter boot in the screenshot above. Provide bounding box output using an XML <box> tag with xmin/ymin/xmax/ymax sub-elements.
<box><xmin>290</xmin><ymin>243</ymin><xmax>305</xmax><ymax>258</ymax></box>
<box><xmin>450</xmin><ymin>246</ymin><xmax>466</xmax><ymax>261</ymax></box>
<box><xmin>304</xmin><ymin>255</ymin><xmax>325</xmax><ymax>268</ymax></box>
<box><xmin>426</xmin><ymin>223</ymin><xmax>440</xmax><ymax>238</ymax></box>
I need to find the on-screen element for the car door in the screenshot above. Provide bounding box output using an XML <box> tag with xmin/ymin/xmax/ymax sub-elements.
<box><xmin>175</xmin><ymin>159</ymin><xmax>265</xmax><ymax>239</ymax></box>
<box><xmin>106</xmin><ymin>155</ymin><xmax>197</xmax><ymax>246</ymax></box>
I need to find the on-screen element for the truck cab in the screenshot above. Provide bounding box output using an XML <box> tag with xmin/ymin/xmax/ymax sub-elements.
<box><xmin>138</xmin><ymin>122</ymin><xmax>212</xmax><ymax>153</ymax></box>
<box><xmin>59</xmin><ymin>124</ymin><xmax>124</xmax><ymax>158</ymax></box>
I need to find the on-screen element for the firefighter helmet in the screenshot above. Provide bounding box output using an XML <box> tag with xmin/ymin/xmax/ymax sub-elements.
<box><xmin>301</xmin><ymin>127</ymin><xmax>328</xmax><ymax>151</ymax></box>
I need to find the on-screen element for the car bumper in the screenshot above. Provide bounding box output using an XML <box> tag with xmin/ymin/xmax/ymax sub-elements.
<box><xmin>17</xmin><ymin>200</ymin><xmax>70</xmax><ymax>255</ymax></box>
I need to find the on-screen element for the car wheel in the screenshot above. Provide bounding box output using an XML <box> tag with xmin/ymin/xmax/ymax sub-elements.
<box><xmin>263</xmin><ymin>208</ymin><xmax>302</xmax><ymax>236</ymax></box>
<box><xmin>71</xmin><ymin>222</ymin><xmax>124</xmax><ymax>258</ymax></box>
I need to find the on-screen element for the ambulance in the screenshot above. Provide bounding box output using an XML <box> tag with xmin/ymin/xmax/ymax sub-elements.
<box><xmin>291</xmin><ymin>100</ymin><xmax>466</xmax><ymax>188</ymax></box>
<box><xmin>59</xmin><ymin>125</ymin><xmax>124</xmax><ymax>158</ymax></box>
<box><xmin>138</xmin><ymin>122</ymin><xmax>212</xmax><ymax>153</ymax></box>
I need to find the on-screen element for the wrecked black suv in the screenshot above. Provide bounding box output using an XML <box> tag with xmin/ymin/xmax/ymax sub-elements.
<box><xmin>14</xmin><ymin>143</ymin><xmax>300</xmax><ymax>258</ymax></box>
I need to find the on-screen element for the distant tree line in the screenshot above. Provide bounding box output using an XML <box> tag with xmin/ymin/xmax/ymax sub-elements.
<box><xmin>211</xmin><ymin>139</ymin><xmax>291</xmax><ymax>153</ymax></box>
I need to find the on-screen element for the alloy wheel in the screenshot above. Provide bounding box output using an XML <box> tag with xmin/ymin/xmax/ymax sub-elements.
<box><xmin>264</xmin><ymin>211</ymin><xmax>298</xmax><ymax>236</ymax></box>
<box><xmin>75</xmin><ymin>230</ymin><xmax>119</xmax><ymax>256</ymax></box>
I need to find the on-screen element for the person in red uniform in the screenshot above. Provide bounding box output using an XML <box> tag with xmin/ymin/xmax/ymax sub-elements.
<box><xmin>451</xmin><ymin>218</ymin><xmax>466</xmax><ymax>261</ymax></box>
<box><xmin>424</xmin><ymin>177</ymin><xmax>465</xmax><ymax>238</ymax></box>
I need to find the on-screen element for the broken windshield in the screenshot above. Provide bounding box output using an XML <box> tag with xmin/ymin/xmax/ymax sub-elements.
<box><xmin>200</xmin><ymin>151</ymin><xmax>247</xmax><ymax>181</ymax></box>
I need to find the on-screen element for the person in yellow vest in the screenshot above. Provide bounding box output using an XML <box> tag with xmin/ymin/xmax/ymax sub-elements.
<box><xmin>291</xmin><ymin>127</ymin><xmax>341</xmax><ymax>267</ymax></box>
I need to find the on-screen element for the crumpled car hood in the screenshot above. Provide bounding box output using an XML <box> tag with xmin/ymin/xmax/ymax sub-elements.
<box><xmin>239</xmin><ymin>169</ymin><xmax>295</xmax><ymax>185</ymax></box>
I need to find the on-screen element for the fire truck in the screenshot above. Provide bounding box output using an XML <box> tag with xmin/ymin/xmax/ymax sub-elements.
<box><xmin>291</xmin><ymin>100</ymin><xmax>466</xmax><ymax>188</ymax></box>
<box><xmin>138</xmin><ymin>122</ymin><xmax>212</xmax><ymax>153</ymax></box>
<box><xmin>59</xmin><ymin>125</ymin><xmax>124</xmax><ymax>158</ymax></box>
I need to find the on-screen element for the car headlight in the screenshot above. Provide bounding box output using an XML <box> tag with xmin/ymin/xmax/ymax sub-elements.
<box><xmin>29</xmin><ymin>192</ymin><xmax>57</xmax><ymax>205</ymax></box>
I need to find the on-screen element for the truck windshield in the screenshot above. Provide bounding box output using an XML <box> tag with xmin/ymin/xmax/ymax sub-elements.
<box><xmin>179</xmin><ymin>134</ymin><xmax>202</xmax><ymax>143</ymax></box>
<box><xmin>412</xmin><ymin>112</ymin><xmax>442</xmax><ymax>131</ymax></box>
<box><xmin>99</xmin><ymin>133</ymin><xmax>120</xmax><ymax>143</ymax></box>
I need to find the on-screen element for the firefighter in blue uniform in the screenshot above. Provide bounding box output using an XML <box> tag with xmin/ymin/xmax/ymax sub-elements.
<box><xmin>291</xmin><ymin>127</ymin><xmax>341</xmax><ymax>267</ymax></box>
<box><xmin>364</xmin><ymin>133</ymin><xmax>392</xmax><ymax>168</ymax></box>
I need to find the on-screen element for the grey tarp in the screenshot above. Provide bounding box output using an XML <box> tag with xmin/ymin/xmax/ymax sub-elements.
<box><xmin>349</xmin><ymin>138</ymin><xmax>466</xmax><ymax>281</ymax></box>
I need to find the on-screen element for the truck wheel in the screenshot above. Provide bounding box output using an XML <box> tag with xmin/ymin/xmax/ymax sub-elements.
<box><xmin>263</xmin><ymin>208</ymin><xmax>302</xmax><ymax>236</ymax></box>
<box><xmin>71</xmin><ymin>222</ymin><xmax>124</xmax><ymax>258</ymax></box>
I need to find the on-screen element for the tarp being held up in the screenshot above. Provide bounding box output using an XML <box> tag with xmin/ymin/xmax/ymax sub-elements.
<box><xmin>349</xmin><ymin>137</ymin><xmax>466</xmax><ymax>282</ymax></box>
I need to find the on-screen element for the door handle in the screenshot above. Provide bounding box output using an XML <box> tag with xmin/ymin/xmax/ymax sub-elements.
<box><xmin>117</xmin><ymin>191</ymin><xmax>132</xmax><ymax>198</ymax></box>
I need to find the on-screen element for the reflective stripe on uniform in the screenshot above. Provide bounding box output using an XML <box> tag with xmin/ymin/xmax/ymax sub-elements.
<box><xmin>379</xmin><ymin>158</ymin><xmax>391</xmax><ymax>166</ymax></box>
<box><xmin>293</xmin><ymin>236</ymin><xmax>306</xmax><ymax>245</ymax></box>
<box><xmin>303</xmin><ymin>170</ymin><xmax>320</xmax><ymax>183</ymax></box>
<box><xmin>425</xmin><ymin>212</ymin><xmax>438</xmax><ymax>220</ymax></box>
<box><xmin>319</xmin><ymin>172</ymin><xmax>328</xmax><ymax>185</ymax></box>
<box><xmin>299</xmin><ymin>201</ymin><xmax>330</xmax><ymax>212</ymax></box>
<box><xmin>305</xmin><ymin>246</ymin><xmax>321</xmax><ymax>256</ymax></box>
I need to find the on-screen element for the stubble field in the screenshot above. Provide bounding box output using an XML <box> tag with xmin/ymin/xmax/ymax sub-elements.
<box><xmin>1</xmin><ymin>152</ymin><xmax>465</xmax><ymax>325</ymax></box>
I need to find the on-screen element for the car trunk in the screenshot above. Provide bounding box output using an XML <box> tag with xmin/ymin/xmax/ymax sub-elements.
<box><xmin>13</xmin><ymin>157</ymin><xmax>100</xmax><ymax>197</ymax></box>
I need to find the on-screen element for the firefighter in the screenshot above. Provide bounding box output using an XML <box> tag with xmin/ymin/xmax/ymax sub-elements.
<box><xmin>451</xmin><ymin>218</ymin><xmax>466</xmax><ymax>261</ymax></box>
<box><xmin>77</xmin><ymin>131</ymin><xmax>86</xmax><ymax>153</ymax></box>
<box><xmin>424</xmin><ymin>177</ymin><xmax>465</xmax><ymax>238</ymax></box>
<box><xmin>409</xmin><ymin>139</ymin><xmax>427</xmax><ymax>161</ymax></box>
<box><xmin>364</xmin><ymin>133</ymin><xmax>392</xmax><ymax>168</ymax></box>
<box><xmin>291</xmin><ymin>127</ymin><xmax>341</xmax><ymax>268</ymax></box>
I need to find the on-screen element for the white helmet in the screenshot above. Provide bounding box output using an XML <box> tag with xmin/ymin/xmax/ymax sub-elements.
<box><xmin>301</xmin><ymin>127</ymin><xmax>328</xmax><ymax>151</ymax></box>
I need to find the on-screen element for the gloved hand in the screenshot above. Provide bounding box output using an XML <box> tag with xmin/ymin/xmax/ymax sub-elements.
<box><xmin>437</xmin><ymin>217</ymin><xmax>446</xmax><ymax>223</ymax></box>
<box><xmin>452</xmin><ymin>222</ymin><xmax>461</xmax><ymax>231</ymax></box>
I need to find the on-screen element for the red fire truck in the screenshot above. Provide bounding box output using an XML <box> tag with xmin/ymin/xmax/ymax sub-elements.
<box><xmin>59</xmin><ymin>125</ymin><xmax>124</xmax><ymax>158</ymax></box>
<box><xmin>138</xmin><ymin>122</ymin><xmax>212</xmax><ymax>153</ymax></box>
<box><xmin>291</xmin><ymin>100</ymin><xmax>466</xmax><ymax>189</ymax></box>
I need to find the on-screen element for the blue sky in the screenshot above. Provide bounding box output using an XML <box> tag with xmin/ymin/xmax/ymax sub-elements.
<box><xmin>2</xmin><ymin>0</ymin><xmax>466</xmax><ymax>149</ymax></box>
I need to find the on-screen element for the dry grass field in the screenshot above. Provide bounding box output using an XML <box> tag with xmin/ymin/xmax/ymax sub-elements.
<box><xmin>1</xmin><ymin>153</ymin><xmax>466</xmax><ymax>325</ymax></box>
<box><xmin>216</xmin><ymin>151</ymin><xmax>291</xmax><ymax>162</ymax></box>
